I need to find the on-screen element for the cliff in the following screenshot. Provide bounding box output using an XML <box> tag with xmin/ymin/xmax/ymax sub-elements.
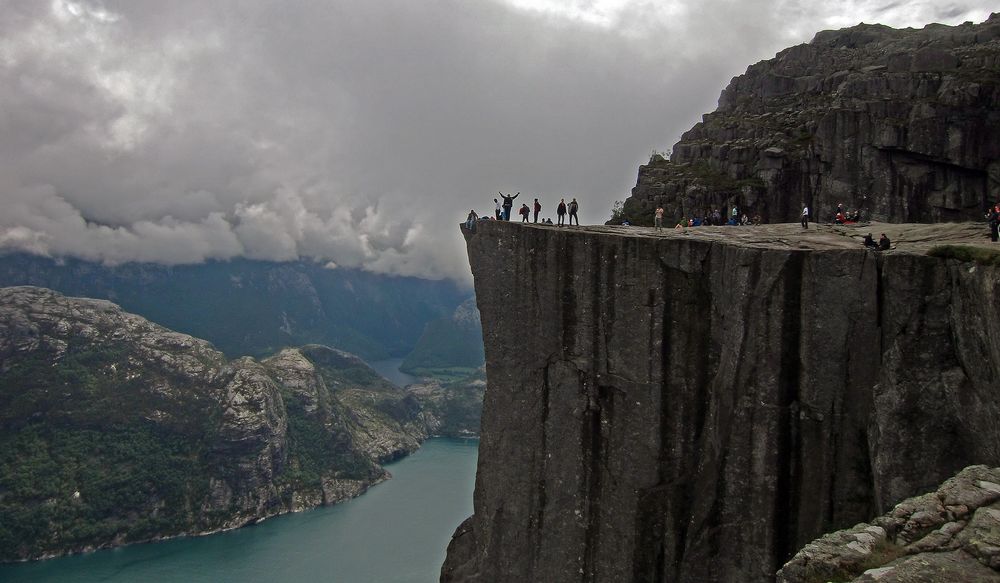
<box><xmin>442</xmin><ymin>221</ymin><xmax>1000</xmax><ymax>582</ymax></box>
<box><xmin>621</xmin><ymin>15</ymin><xmax>1000</xmax><ymax>226</ymax></box>
<box><xmin>0</xmin><ymin>287</ymin><xmax>425</xmax><ymax>561</ymax></box>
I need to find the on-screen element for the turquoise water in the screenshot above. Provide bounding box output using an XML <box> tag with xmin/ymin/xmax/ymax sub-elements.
<box><xmin>0</xmin><ymin>438</ymin><xmax>479</xmax><ymax>583</ymax></box>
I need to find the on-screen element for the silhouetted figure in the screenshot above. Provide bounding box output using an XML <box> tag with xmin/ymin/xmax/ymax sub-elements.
<box><xmin>878</xmin><ymin>233</ymin><xmax>891</xmax><ymax>251</ymax></box>
<box><xmin>862</xmin><ymin>233</ymin><xmax>877</xmax><ymax>249</ymax></box>
<box><xmin>988</xmin><ymin>205</ymin><xmax>1000</xmax><ymax>242</ymax></box>
<box><xmin>465</xmin><ymin>209</ymin><xmax>478</xmax><ymax>230</ymax></box>
<box><xmin>533</xmin><ymin>198</ymin><xmax>541</xmax><ymax>223</ymax></box>
<box><xmin>494</xmin><ymin>198</ymin><xmax>502</xmax><ymax>220</ymax></box>
<box><xmin>499</xmin><ymin>192</ymin><xmax>519</xmax><ymax>221</ymax></box>
<box><xmin>519</xmin><ymin>203</ymin><xmax>530</xmax><ymax>222</ymax></box>
<box><xmin>557</xmin><ymin>198</ymin><xmax>567</xmax><ymax>226</ymax></box>
<box><xmin>568</xmin><ymin>198</ymin><xmax>579</xmax><ymax>226</ymax></box>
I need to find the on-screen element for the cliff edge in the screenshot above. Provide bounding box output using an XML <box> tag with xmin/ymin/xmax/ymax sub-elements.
<box><xmin>442</xmin><ymin>221</ymin><xmax>1000</xmax><ymax>582</ymax></box>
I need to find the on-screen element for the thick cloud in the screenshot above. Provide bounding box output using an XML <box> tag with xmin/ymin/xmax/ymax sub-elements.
<box><xmin>1</xmin><ymin>0</ymin><xmax>993</xmax><ymax>283</ymax></box>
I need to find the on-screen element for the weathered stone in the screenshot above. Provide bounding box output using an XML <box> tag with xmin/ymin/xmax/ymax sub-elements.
<box><xmin>780</xmin><ymin>466</ymin><xmax>1000</xmax><ymax>582</ymax></box>
<box><xmin>617</xmin><ymin>15</ymin><xmax>1000</xmax><ymax>227</ymax></box>
<box><xmin>442</xmin><ymin>221</ymin><xmax>1000</xmax><ymax>583</ymax></box>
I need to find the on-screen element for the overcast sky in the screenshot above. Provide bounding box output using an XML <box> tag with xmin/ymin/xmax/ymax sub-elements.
<box><xmin>1</xmin><ymin>0</ymin><xmax>994</xmax><ymax>284</ymax></box>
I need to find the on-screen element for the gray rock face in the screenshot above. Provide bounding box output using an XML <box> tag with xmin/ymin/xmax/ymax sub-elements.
<box><xmin>0</xmin><ymin>286</ymin><xmax>426</xmax><ymax>561</ymax></box>
<box><xmin>441</xmin><ymin>221</ymin><xmax>1000</xmax><ymax>583</ymax></box>
<box><xmin>777</xmin><ymin>465</ymin><xmax>1000</xmax><ymax>582</ymax></box>
<box><xmin>621</xmin><ymin>15</ymin><xmax>1000</xmax><ymax>226</ymax></box>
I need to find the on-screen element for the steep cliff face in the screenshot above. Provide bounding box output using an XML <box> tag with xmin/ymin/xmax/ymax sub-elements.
<box><xmin>622</xmin><ymin>15</ymin><xmax>1000</xmax><ymax>226</ymax></box>
<box><xmin>442</xmin><ymin>221</ymin><xmax>1000</xmax><ymax>583</ymax></box>
<box><xmin>0</xmin><ymin>287</ymin><xmax>425</xmax><ymax>561</ymax></box>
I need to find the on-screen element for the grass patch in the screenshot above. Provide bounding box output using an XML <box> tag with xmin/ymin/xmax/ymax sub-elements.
<box><xmin>928</xmin><ymin>245</ymin><xmax>1000</xmax><ymax>266</ymax></box>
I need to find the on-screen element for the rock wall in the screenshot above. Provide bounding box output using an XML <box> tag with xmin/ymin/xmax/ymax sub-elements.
<box><xmin>622</xmin><ymin>15</ymin><xmax>1000</xmax><ymax>226</ymax></box>
<box><xmin>442</xmin><ymin>221</ymin><xmax>1000</xmax><ymax>583</ymax></box>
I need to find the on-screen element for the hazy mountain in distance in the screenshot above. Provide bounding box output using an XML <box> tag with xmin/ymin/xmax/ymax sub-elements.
<box><xmin>0</xmin><ymin>253</ymin><xmax>469</xmax><ymax>361</ymax></box>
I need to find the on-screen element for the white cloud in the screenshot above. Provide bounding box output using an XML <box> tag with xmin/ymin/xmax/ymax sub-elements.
<box><xmin>0</xmin><ymin>0</ymin><xmax>994</xmax><ymax>283</ymax></box>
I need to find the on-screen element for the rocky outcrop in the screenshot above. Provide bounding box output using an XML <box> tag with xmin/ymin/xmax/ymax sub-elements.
<box><xmin>777</xmin><ymin>465</ymin><xmax>1000</xmax><ymax>582</ymax></box>
<box><xmin>0</xmin><ymin>287</ymin><xmax>426</xmax><ymax>561</ymax></box>
<box><xmin>441</xmin><ymin>221</ymin><xmax>1000</xmax><ymax>583</ymax></box>
<box><xmin>621</xmin><ymin>15</ymin><xmax>1000</xmax><ymax>226</ymax></box>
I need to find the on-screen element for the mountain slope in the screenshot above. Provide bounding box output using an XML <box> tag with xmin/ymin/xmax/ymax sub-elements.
<box><xmin>0</xmin><ymin>287</ymin><xmax>426</xmax><ymax>562</ymax></box>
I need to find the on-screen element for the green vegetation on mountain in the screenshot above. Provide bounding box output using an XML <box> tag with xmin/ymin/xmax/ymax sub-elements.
<box><xmin>0</xmin><ymin>287</ymin><xmax>426</xmax><ymax>562</ymax></box>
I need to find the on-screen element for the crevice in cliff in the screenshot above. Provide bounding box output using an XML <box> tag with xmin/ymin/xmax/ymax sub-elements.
<box><xmin>536</xmin><ymin>359</ymin><xmax>552</xmax><ymax>540</ymax></box>
<box><xmin>581</xmin><ymin>380</ymin><xmax>605</xmax><ymax>582</ymax></box>
<box><xmin>775</xmin><ymin>251</ymin><xmax>805</xmax><ymax>566</ymax></box>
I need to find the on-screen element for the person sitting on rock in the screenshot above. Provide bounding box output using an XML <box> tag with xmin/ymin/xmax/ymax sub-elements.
<box><xmin>835</xmin><ymin>211</ymin><xmax>846</xmax><ymax>224</ymax></box>
<box><xmin>862</xmin><ymin>233</ymin><xmax>877</xmax><ymax>249</ymax></box>
<box><xmin>878</xmin><ymin>233</ymin><xmax>891</xmax><ymax>251</ymax></box>
<box><xmin>465</xmin><ymin>209</ymin><xmax>478</xmax><ymax>230</ymax></box>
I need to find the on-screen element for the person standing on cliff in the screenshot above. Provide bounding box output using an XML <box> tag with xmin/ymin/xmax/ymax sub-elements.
<box><xmin>519</xmin><ymin>203</ymin><xmax>530</xmax><ymax>222</ymax></box>
<box><xmin>988</xmin><ymin>204</ymin><xmax>1000</xmax><ymax>242</ymax></box>
<box><xmin>499</xmin><ymin>192</ymin><xmax>519</xmax><ymax>221</ymax></box>
<box><xmin>654</xmin><ymin>206</ymin><xmax>665</xmax><ymax>230</ymax></box>
<box><xmin>568</xmin><ymin>198</ymin><xmax>579</xmax><ymax>226</ymax></box>
<box><xmin>494</xmin><ymin>198</ymin><xmax>502</xmax><ymax>220</ymax></box>
<box><xmin>801</xmin><ymin>205</ymin><xmax>809</xmax><ymax>228</ymax></box>
<box><xmin>533</xmin><ymin>198</ymin><xmax>542</xmax><ymax>223</ymax></box>
<box><xmin>557</xmin><ymin>198</ymin><xmax>567</xmax><ymax>226</ymax></box>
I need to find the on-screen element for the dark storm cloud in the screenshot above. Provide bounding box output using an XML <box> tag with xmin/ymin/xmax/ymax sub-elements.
<box><xmin>0</xmin><ymin>0</ymin><xmax>993</xmax><ymax>283</ymax></box>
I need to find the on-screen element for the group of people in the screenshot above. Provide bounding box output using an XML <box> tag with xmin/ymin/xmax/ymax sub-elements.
<box><xmin>862</xmin><ymin>232</ymin><xmax>891</xmax><ymax>251</ymax></box>
<box><xmin>987</xmin><ymin>204</ymin><xmax>1000</xmax><ymax>242</ymax></box>
<box><xmin>654</xmin><ymin>205</ymin><xmax>760</xmax><ymax>230</ymax></box>
<box><xmin>801</xmin><ymin>202</ymin><xmax>864</xmax><ymax>228</ymax></box>
<box><xmin>465</xmin><ymin>193</ymin><xmax>581</xmax><ymax>229</ymax></box>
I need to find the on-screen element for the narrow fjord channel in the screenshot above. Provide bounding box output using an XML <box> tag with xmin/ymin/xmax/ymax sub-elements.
<box><xmin>0</xmin><ymin>438</ymin><xmax>479</xmax><ymax>583</ymax></box>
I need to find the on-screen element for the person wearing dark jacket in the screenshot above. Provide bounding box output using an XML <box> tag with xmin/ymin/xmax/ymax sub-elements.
<box><xmin>878</xmin><ymin>233</ymin><xmax>891</xmax><ymax>251</ymax></box>
<box><xmin>863</xmin><ymin>233</ymin><xmax>877</xmax><ymax>249</ymax></box>
<box><xmin>519</xmin><ymin>203</ymin><xmax>530</xmax><ymax>222</ymax></box>
<box><xmin>988</xmin><ymin>204</ymin><xmax>1000</xmax><ymax>242</ymax></box>
<box><xmin>533</xmin><ymin>198</ymin><xmax>542</xmax><ymax>223</ymax></box>
<box><xmin>499</xmin><ymin>192</ymin><xmax>519</xmax><ymax>221</ymax></box>
<box><xmin>568</xmin><ymin>198</ymin><xmax>579</xmax><ymax>226</ymax></box>
<box><xmin>556</xmin><ymin>198</ymin><xmax>567</xmax><ymax>226</ymax></box>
